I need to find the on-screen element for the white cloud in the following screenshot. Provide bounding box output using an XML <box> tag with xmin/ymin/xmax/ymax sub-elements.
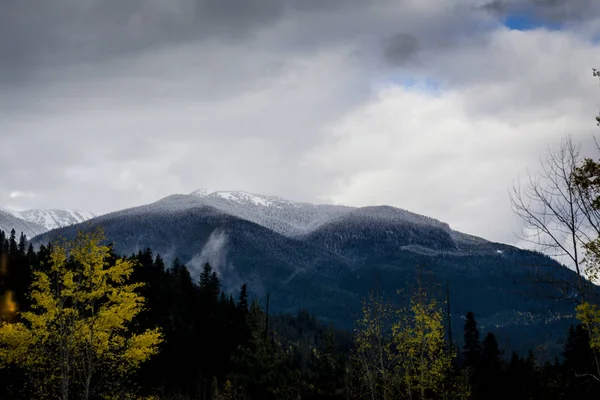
<box><xmin>9</xmin><ymin>191</ymin><xmax>35</xmax><ymax>200</ymax></box>
<box><xmin>305</xmin><ymin>27</ymin><xmax>600</xmax><ymax>245</ymax></box>
<box><xmin>1</xmin><ymin>0</ymin><xmax>600</xmax><ymax>251</ymax></box>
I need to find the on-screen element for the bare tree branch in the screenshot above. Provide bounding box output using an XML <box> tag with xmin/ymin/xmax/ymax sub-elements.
<box><xmin>509</xmin><ymin>136</ymin><xmax>598</xmax><ymax>300</ymax></box>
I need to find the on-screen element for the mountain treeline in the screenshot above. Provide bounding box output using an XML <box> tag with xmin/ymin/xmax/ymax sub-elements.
<box><xmin>0</xmin><ymin>229</ymin><xmax>599</xmax><ymax>399</ymax></box>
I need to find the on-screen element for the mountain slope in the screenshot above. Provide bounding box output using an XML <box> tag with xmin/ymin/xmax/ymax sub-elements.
<box><xmin>0</xmin><ymin>210</ymin><xmax>47</xmax><ymax>239</ymax></box>
<box><xmin>151</xmin><ymin>189</ymin><xmax>448</xmax><ymax>238</ymax></box>
<box><xmin>31</xmin><ymin>190</ymin><xmax>591</xmax><ymax>355</ymax></box>
<box><xmin>33</xmin><ymin>205</ymin><xmax>355</xmax><ymax>319</ymax></box>
<box><xmin>186</xmin><ymin>189</ymin><xmax>353</xmax><ymax>236</ymax></box>
<box><xmin>0</xmin><ymin>208</ymin><xmax>97</xmax><ymax>239</ymax></box>
<box><xmin>14</xmin><ymin>209</ymin><xmax>97</xmax><ymax>231</ymax></box>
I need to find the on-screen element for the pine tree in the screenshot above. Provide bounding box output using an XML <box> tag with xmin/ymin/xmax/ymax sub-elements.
<box><xmin>154</xmin><ymin>254</ymin><xmax>165</xmax><ymax>273</ymax></box>
<box><xmin>17</xmin><ymin>233</ymin><xmax>26</xmax><ymax>255</ymax></box>
<box><xmin>209</xmin><ymin>270</ymin><xmax>221</xmax><ymax>303</ymax></box>
<box><xmin>564</xmin><ymin>325</ymin><xmax>594</xmax><ymax>372</ymax></box>
<box><xmin>199</xmin><ymin>262</ymin><xmax>212</xmax><ymax>291</ymax></box>
<box><xmin>315</xmin><ymin>324</ymin><xmax>343</xmax><ymax>399</ymax></box>
<box><xmin>480</xmin><ymin>333</ymin><xmax>501</xmax><ymax>369</ymax></box>
<box><xmin>562</xmin><ymin>324</ymin><xmax>600</xmax><ymax>399</ymax></box>
<box><xmin>462</xmin><ymin>311</ymin><xmax>480</xmax><ymax>368</ymax></box>
<box><xmin>26</xmin><ymin>244</ymin><xmax>36</xmax><ymax>265</ymax></box>
<box><xmin>238</xmin><ymin>283</ymin><xmax>249</xmax><ymax>313</ymax></box>
<box><xmin>1</xmin><ymin>232</ymin><xmax>9</xmax><ymax>253</ymax></box>
<box><xmin>8</xmin><ymin>230</ymin><xmax>17</xmax><ymax>258</ymax></box>
<box><xmin>231</xmin><ymin>300</ymin><xmax>298</xmax><ymax>400</ymax></box>
<box><xmin>479</xmin><ymin>333</ymin><xmax>503</xmax><ymax>400</ymax></box>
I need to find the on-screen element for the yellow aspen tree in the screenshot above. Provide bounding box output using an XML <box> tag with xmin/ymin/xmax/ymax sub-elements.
<box><xmin>393</xmin><ymin>288</ymin><xmax>455</xmax><ymax>400</ymax></box>
<box><xmin>352</xmin><ymin>290</ymin><xmax>399</xmax><ymax>400</ymax></box>
<box><xmin>576</xmin><ymin>237</ymin><xmax>600</xmax><ymax>353</ymax></box>
<box><xmin>571</xmin><ymin>79</ymin><xmax>600</xmax><ymax>375</ymax></box>
<box><xmin>0</xmin><ymin>229</ymin><xmax>163</xmax><ymax>400</ymax></box>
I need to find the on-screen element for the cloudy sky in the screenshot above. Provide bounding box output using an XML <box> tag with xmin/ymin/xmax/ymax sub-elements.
<box><xmin>1</xmin><ymin>0</ymin><xmax>600</xmax><ymax>246</ymax></box>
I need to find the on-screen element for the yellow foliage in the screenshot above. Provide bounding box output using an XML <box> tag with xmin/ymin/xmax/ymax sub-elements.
<box><xmin>352</xmin><ymin>291</ymin><xmax>398</xmax><ymax>399</ymax></box>
<box><xmin>352</xmin><ymin>289</ymin><xmax>465</xmax><ymax>399</ymax></box>
<box><xmin>392</xmin><ymin>290</ymin><xmax>455</xmax><ymax>399</ymax></box>
<box><xmin>579</xmin><ymin>238</ymin><xmax>600</xmax><ymax>354</ymax></box>
<box><xmin>576</xmin><ymin>301</ymin><xmax>600</xmax><ymax>351</ymax></box>
<box><xmin>0</xmin><ymin>228</ymin><xmax>163</xmax><ymax>399</ymax></box>
<box><xmin>583</xmin><ymin>237</ymin><xmax>600</xmax><ymax>284</ymax></box>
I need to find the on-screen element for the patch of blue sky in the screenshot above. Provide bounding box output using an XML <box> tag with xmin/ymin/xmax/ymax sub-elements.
<box><xmin>503</xmin><ymin>12</ymin><xmax>562</xmax><ymax>32</ymax></box>
<box><xmin>373</xmin><ymin>74</ymin><xmax>442</xmax><ymax>95</ymax></box>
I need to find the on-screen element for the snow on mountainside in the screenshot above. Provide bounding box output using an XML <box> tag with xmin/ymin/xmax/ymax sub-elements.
<box><xmin>31</xmin><ymin>188</ymin><xmax>582</xmax><ymax>357</ymax></box>
<box><xmin>186</xmin><ymin>189</ymin><xmax>452</xmax><ymax>237</ymax></box>
<box><xmin>190</xmin><ymin>189</ymin><xmax>298</xmax><ymax>207</ymax></box>
<box><xmin>15</xmin><ymin>209</ymin><xmax>97</xmax><ymax>231</ymax></box>
<box><xmin>137</xmin><ymin>189</ymin><xmax>352</xmax><ymax>237</ymax></box>
<box><xmin>101</xmin><ymin>189</ymin><xmax>455</xmax><ymax>239</ymax></box>
<box><xmin>0</xmin><ymin>208</ymin><xmax>97</xmax><ymax>236</ymax></box>
<box><xmin>0</xmin><ymin>210</ymin><xmax>47</xmax><ymax>239</ymax></box>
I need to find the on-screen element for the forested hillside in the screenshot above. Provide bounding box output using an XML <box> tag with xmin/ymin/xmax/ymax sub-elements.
<box><xmin>1</xmin><ymin>230</ymin><xmax>599</xmax><ymax>399</ymax></box>
<box><xmin>32</xmin><ymin>198</ymin><xmax>589</xmax><ymax>356</ymax></box>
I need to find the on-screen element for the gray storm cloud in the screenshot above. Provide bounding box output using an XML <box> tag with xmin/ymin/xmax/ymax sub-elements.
<box><xmin>479</xmin><ymin>0</ymin><xmax>600</xmax><ymax>25</ymax></box>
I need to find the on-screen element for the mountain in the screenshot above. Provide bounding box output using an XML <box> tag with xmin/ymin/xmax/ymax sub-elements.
<box><xmin>1</xmin><ymin>208</ymin><xmax>97</xmax><ymax>237</ymax></box>
<box><xmin>14</xmin><ymin>209</ymin><xmax>97</xmax><ymax>231</ymax></box>
<box><xmin>152</xmin><ymin>189</ymin><xmax>447</xmax><ymax>237</ymax></box>
<box><xmin>188</xmin><ymin>189</ymin><xmax>353</xmax><ymax>236</ymax></box>
<box><xmin>31</xmin><ymin>190</ymin><xmax>592</xmax><ymax>355</ymax></box>
<box><xmin>0</xmin><ymin>210</ymin><xmax>47</xmax><ymax>239</ymax></box>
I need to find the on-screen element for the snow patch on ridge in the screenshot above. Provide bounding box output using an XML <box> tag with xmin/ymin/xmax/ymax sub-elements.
<box><xmin>1</xmin><ymin>208</ymin><xmax>97</xmax><ymax>232</ymax></box>
<box><xmin>191</xmin><ymin>189</ymin><xmax>298</xmax><ymax>208</ymax></box>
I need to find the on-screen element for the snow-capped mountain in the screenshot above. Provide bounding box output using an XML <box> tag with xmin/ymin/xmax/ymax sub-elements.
<box><xmin>0</xmin><ymin>208</ymin><xmax>97</xmax><ymax>237</ymax></box>
<box><xmin>150</xmin><ymin>189</ymin><xmax>447</xmax><ymax>238</ymax></box>
<box><xmin>190</xmin><ymin>189</ymin><xmax>298</xmax><ymax>207</ymax></box>
<box><xmin>32</xmin><ymin>188</ymin><xmax>583</xmax><ymax>356</ymax></box>
<box><xmin>0</xmin><ymin>210</ymin><xmax>47</xmax><ymax>239</ymax></box>
<box><xmin>186</xmin><ymin>189</ymin><xmax>352</xmax><ymax>236</ymax></box>
<box><xmin>14</xmin><ymin>209</ymin><xmax>97</xmax><ymax>231</ymax></box>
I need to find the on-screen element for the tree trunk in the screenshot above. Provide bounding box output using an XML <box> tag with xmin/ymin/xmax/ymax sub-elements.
<box><xmin>84</xmin><ymin>362</ymin><xmax>92</xmax><ymax>400</ymax></box>
<box><xmin>61</xmin><ymin>335</ymin><xmax>69</xmax><ymax>400</ymax></box>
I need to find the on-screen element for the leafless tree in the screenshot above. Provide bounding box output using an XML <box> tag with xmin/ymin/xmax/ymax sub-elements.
<box><xmin>510</xmin><ymin>135</ymin><xmax>600</xmax><ymax>301</ymax></box>
<box><xmin>510</xmin><ymin>134</ymin><xmax>600</xmax><ymax>379</ymax></box>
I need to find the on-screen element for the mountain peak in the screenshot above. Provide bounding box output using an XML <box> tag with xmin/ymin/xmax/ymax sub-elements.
<box><xmin>190</xmin><ymin>189</ymin><xmax>216</xmax><ymax>197</ymax></box>
<box><xmin>190</xmin><ymin>189</ymin><xmax>297</xmax><ymax>207</ymax></box>
<box><xmin>1</xmin><ymin>208</ymin><xmax>97</xmax><ymax>233</ymax></box>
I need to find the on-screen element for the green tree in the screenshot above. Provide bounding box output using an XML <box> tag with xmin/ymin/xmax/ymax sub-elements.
<box><xmin>314</xmin><ymin>324</ymin><xmax>345</xmax><ymax>399</ymax></box>
<box><xmin>478</xmin><ymin>333</ymin><xmax>503</xmax><ymax>400</ymax></box>
<box><xmin>18</xmin><ymin>233</ymin><xmax>26</xmax><ymax>255</ymax></box>
<box><xmin>462</xmin><ymin>311</ymin><xmax>480</xmax><ymax>368</ymax></box>
<box><xmin>8</xmin><ymin>229</ymin><xmax>17</xmax><ymax>258</ymax></box>
<box><xmin>232</xmin><ymin>299</ymin><xmax>299</xmax><ymax>400</ymax></box>
<box><xmin>238</xmin><ymin>283</ymin><xmax>249</xmax><ymax>313</ymax></box>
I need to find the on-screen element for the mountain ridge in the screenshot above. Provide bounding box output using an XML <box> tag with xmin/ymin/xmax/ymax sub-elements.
<box><xmin>182</xmin><ymin>189</ymin><xmax>451</xmax><ymax>238</ymax></box>
<box><xmin>30</xmin><ymin>189</ymin><xmax>591</xmax><ymax>355</ymax></box>
<box><xmin>1</xmin><ymin>208</ymin><xmax>97</xmax><ymax>238</ymax></box>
